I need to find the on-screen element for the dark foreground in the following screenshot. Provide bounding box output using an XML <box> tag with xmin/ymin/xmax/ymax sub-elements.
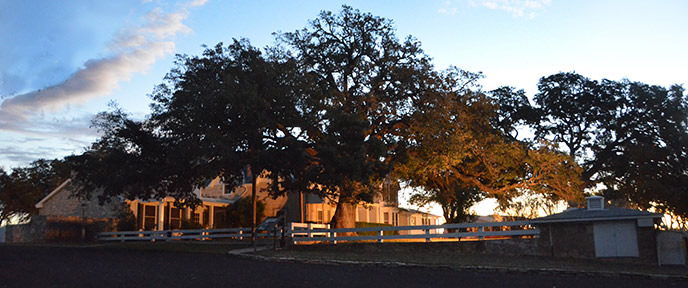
<box><xmin>0</xmin><ymin>245</ymin><xmax>685</xmax><ymax>288</ymax></box>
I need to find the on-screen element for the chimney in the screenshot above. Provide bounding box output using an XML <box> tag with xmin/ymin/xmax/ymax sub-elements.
<box><xmin>586</xmin><ymin>196</ymin><xmax>604</xmax><ymax>210</ymax></box>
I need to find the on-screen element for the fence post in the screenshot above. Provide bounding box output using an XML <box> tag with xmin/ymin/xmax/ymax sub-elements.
<box><xmin>479</xmin><ymin>226</ymin><xmax>484</xmax><ymax>240</ymax></box>
<box><xmin>333</xmin><ymin>232</ymin><xmax>337</xmax><ymax>245</ymax></box>
<box><xmin>307</xmin><ymin>223</ymin><xmax>313</xmax><ymax>238</ymax></box>
<box><xmin>378</xmin><ymin>230</ymin><xmax>384</xmax><ymax>243</ymax></box>
<box><xmin>273</xmin><ymin>224</ymin><xmax>278</xmax><ymax>250</ymax></box>
<box><xmin>239</xmin><ymin>230</ymin><xmax>243</xmax><ymax>241</ymax></box>
<box><xmin>425</xmin><ymin>228</ymin><xmax>431</xmax><ymax>242</ymax></box>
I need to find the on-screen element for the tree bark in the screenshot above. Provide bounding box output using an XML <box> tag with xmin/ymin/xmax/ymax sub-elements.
<box><xmin>331</xmin><ymin>199</ymin><xmax>356</xmax><ymax>236</ymax></box>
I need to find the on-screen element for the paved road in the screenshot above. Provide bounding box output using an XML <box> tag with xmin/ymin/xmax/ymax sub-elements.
<box><xmin>0</xmin><ymin>245</ymin><xmax>684</xmax><ymax>288</ymax></box>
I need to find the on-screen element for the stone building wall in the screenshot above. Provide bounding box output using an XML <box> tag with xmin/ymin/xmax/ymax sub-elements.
<box><xmin>636</xmin><ymin>226</ymin><xmax>659</xmax><ymax>264</ymax></box>
<box><xmin>538</xmin><ymin>222</ymin><xmax>596</xmax><ymax>259</ymax></box>
<box><xmin>39</xmin><ymin>185</ymin><xmax>120</xmax><ymax>219</ymax></box>
<box><xmin>5</xmin><ymin>215</ymin><xmax>116</xmax><ymax>243</ymax></box>
<box><xmin>537</xmin><ymin>221</ymin><xmax>659</xmax><ymax>265</ymax></box>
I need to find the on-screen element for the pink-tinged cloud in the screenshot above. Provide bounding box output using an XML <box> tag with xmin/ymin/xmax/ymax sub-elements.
<box><xmin>0</xmin><ymin>1</ymin><xmax>206</xmax><ymax>131</ymax></box>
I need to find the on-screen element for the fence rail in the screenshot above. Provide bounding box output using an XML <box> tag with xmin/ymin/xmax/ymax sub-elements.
<box><xmin>288</xmin><ymin>221</ymin><xmax>538</xmax><ymax>244</ymax></box>
<box><xmin>97</xmin><ymin>221</ymin><xmax>538</xmax><ymax>244</ymax></box>
<box><xmin>97</xmin><ymin>227</ymin><xmax>278</xmax><ymax>242</ymax></box>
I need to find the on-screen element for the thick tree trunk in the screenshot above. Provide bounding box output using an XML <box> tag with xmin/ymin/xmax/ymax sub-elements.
<box><xmin>331</xmin><ymin>200</ymin><xmax>356</xmax><ymax>235</ymax></box>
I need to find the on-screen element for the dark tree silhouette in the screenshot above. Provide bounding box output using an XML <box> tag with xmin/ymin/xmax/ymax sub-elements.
<box><xmin>493</xmin><ymin>72</ymin><xmax>688</xmax><ymax>220</ymax></box>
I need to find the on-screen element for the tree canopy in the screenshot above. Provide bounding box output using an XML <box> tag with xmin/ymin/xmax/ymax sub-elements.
<box><xmin>6</xmin><ymin>7</ymin><xmax>679</xmax><ymax>231</ymax></box>
<box><xmin>394</xmin><ymin>69</ymin><xmax>583</xmax><ymax>222</ymax></box>
<box><xmin>493</xmin><ymin>72</ymin><xmax>688</xmax><ymax>221</ymax></box>
<box><xmin>67</xmin><ymin>6</ymin><xmax>585</xmax><ymax>227</ymax></box>
<box><xmin>0</xmin><ymin>159</ymin><xmax>70</xmax><ymax>224</ymax></box>
<box><xmin>276</xmin><ymin>6</ymin><xmax>443</xmax><ymax>228</ymax></box>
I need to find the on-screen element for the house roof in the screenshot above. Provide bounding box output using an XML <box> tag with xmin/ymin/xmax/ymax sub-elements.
<box><xmin>531</xmin><ymin>207</ymin><xmax>662</xmax><ymax>224</ymax></box>
<box><xmin>35</xmin><ymin>179</ymin><xmax>72</xmax><ymax>209</ymax></box>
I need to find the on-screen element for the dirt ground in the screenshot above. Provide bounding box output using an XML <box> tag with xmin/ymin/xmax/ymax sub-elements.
<box><xmin>0</xmin><ymin>243</ymin><xmax>686</xmax><ymax>288</ymax></box>
<box><xmin>256</xmin><ymin>242</ymin><xmax>688</xmax><ymax>277</ymax></box>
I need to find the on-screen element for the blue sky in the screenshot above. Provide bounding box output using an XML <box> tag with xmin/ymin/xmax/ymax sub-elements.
<box><xmin>1</xmin><ymin>0</ymin><xmax>687</xmax><ymax>214</ymax></box>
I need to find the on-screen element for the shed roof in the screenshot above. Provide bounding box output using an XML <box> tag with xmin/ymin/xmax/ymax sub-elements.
<box><xmin>532</xmin><ymin>207</ymin><xmax>662</xmax><ymax>224</ymax></box>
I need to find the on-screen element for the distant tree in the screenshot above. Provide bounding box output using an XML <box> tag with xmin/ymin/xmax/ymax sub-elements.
<box><xmin>493</xmin><ymin>72</ymin><xmax>688</xmax><ymax>220</ymax></box>
<box><xmin>0</xmin><ymin>159</ymin><xmax>70</xmax><ymax>224</ymax></box>
<box><xmin>408</xmin><ymin>181</ymin><xmax>485</xmax><ymax>223</ymax></box>
<box><xmin>396</xmin><ymin>69</ymin><xmax>583</xmax><ymax>221</ymax></box>
<box><xmin>533</xmin><ymin>72</ymin><xmax>617</xmax><ymax>160</ymax></box>
<box><xmin>595</xmin><ymin>83</ymin><xmax>688</xmax><ymax>220</ymax></box>
<box><xmin>489</xmin><ymin>86</ymin><xmax>538</xmax><ymax>139</ymax></box>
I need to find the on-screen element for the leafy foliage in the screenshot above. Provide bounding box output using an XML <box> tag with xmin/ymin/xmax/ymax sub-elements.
<box><xmin>0</xmin><ymin>159</ymin><xmax>70</xmax><ymax>223</ymax></box>
<box><xmin>278</xmin><ymin>6</ymin><xmax>440</xmax><ymax>228</ymax></box>
<box><xmin>396</xmin><ymin>69</ymin><xmax>583</xmax><ymax>220</ymax></box>
<box><xmin>70</xmin><ymin>39</ymin><xmax>311</xmax><ymax>210</ymax></box>
<box><xmin>225</xmin><ymin>197</ymin><xmax>265</xmax><ymax>228</ymax></box>
<box><xmin>493</xmin><ymin>72</ymin><xmax>688</xmax><ymax>219</ymax></box>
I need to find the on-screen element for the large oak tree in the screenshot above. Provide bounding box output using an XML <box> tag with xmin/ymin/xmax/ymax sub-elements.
<box><xmin>494</xmin><ymin>72</ymin><xmax>688</xmax><ymax>222</ymax></box>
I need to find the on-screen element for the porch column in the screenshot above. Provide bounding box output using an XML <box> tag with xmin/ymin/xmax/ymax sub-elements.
<box><xmin>131</xmin><ymin>200</ymin><xmax>139</xmax><ymax>218</ymax></box>
<box><xmin>208</xmin><ymin>205</ymin><xmax>215</xmax><ymax>229</ymax></box>
<box><xmin>158</xmin><ymin>201</ymin><xmax>165</xmax><ymax>231</ymax></box>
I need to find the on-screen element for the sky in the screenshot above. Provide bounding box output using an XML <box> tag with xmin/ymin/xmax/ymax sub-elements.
<box><xmin>1</xmin><ymin>0</ymin><xmax>687</xmax><ymax>216</ymax></box>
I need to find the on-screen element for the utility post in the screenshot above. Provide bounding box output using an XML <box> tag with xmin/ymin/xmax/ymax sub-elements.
<box><xmin>80</xmin><ymin>202</ymin><xmax>87</xmax><ymax>243</ymax></box>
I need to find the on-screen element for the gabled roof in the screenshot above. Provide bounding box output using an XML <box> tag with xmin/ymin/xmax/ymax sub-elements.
<box><xmin>35</xmin><ymin>179</ymin><xmax>72</xmax><ymax>209</ymax></box>
<box><xmin>532</xmin><ymin>207</ymin><xmax>662</xmax><ymax>224</ymax></box>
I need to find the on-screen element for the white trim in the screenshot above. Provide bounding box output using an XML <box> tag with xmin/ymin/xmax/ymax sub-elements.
<box><xmin>35</xmin><ymin>179</ymin><xmax>72</xmax><ymax>209</ymax></box>
<box><xmin>531</xmin><ymin>214</ymin><xmax>661</xmax><ymax>224</ymax></box>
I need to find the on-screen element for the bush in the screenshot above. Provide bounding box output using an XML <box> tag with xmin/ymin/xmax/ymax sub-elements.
<box><xmin>355</xmin><ymin>222</ymin><xmax>398</xmax><ymax>236</ymax></box>
<box><xmin>116</xmin><ymin>206</ymin><xmax>137</xmax><ymax>231</ymax></box>
<box><xmin>181</xmin><ymin>219</ymin><xmax>203</xmax><ymax>230</ymax></box>
<box><xmin>226</xmin><ymin>197</ymin><xmax>265</xmax><ymax>228</ymax></box>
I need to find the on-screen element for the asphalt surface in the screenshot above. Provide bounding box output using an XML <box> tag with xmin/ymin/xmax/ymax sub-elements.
<box><xmin>0</xmin><ymin>245</ymin><xmax>685</xmax><ymax>288</ymax></box>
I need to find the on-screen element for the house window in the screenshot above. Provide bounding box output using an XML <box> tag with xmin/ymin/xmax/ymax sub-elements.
<box><xmin>193</xmin><ymin>212</ymin><xmax>201</xmax><ymax>224</ymax></box>
<box><xmin>317</xmin><ymin>210</ymin><xmax>324</xmax><ymax>223</ymax></box>
<box><xmin>410</xmin><ymin>217</ymin><xmax>416</xmax><ymax>225</ymax></box>
<box><xmin>143</xmin><ymin>205</ymin><xmax>157</xmax><ymax>230</ymax></box>
<box><xmin>169</xmin><ymin>207</ymin><xmax>181</xmax><ymax>229</ymax></box>
<box><xmin>384</xmin><ymin>212</ymin><xmax>389</xmax><ymax>224</ymax></box>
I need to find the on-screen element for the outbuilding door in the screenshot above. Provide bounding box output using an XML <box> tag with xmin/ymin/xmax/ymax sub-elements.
<box><xmin>593</xmin><ymin>221</ymin><xmax>639</xmax><ymax>257</ymax></box>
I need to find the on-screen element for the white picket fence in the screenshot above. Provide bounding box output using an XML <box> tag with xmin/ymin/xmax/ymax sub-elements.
<box><xmin>97</xmin><ymin>221</ymin><xmax>538</xmax><ymax>243</ymax></box>
<box><xmin>97</xmin><ymin>227</ymin><xmax>278</xmax><ymax>242</ymax></box>
<box><xmin>288</xmin><ymin>221</ymin><xmax>539</xmax><ymax>244</ymax></box>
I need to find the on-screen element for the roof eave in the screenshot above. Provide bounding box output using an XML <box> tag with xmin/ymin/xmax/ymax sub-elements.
<box><xmin>35</xmin><ymin>179</ymin><xmax>72</xmax><ymax>209</ymax></box>
<box><xmin>531</xmin><ymin>214</ymin><xmax>663</xmax><ymax>224</ymax></box>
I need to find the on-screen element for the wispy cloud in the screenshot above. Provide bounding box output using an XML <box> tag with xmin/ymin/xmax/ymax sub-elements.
<box><xmin>0</xmin><ymin>0</ymin><xmax>206</xmax><ymax>133</ymax></box>
<box><xmin>438</xmin><ymin>1</ymin><xmax>459</xmax><ymax>15</ymax></box>
<box><xmin>474</xmin><ymin>0</ymin><xmax>551</xmax><ymax>19</ymax></box>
